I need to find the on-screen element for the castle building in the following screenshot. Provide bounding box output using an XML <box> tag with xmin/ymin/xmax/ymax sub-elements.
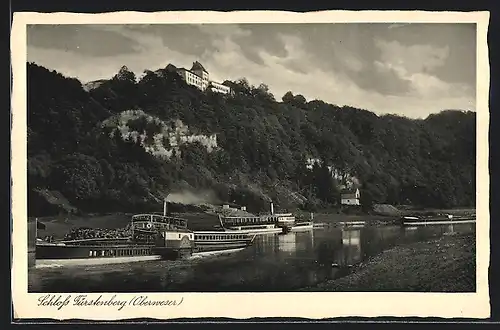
<box><xmin>175</xmin><ymin>61</ymin><xmax>231</xmax><ymax>95</ymax></box>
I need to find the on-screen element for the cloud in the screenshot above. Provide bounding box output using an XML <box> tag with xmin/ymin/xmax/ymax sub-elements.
<box><xmin>372</xmin><ymin>39</ymin><xmax>474</xmax><ymax>101</ymax></box>
<box><xmin>375</xmin><ymin>39</ymin><xmax>450</xmax><ymax>74</ymax></box>
<box><xmin>27</xmin><ymin>26</ymin><xmax>203</xmax><ymax>82</ymax></box>
<box><xmin>27</xmin><ymin>25</ymin><xmax>142</xmax><ymax>57</ymax></box>
<box><xmin>26</xmin><ymin>23</ymin><xmax>476</xmax><ymax>118</ymax></box>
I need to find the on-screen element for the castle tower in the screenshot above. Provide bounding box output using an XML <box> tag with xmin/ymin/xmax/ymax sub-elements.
<box><xmin>190</xmin><ymin>61</ymin><xmax>209</xmax><ymax>90</ymax></box>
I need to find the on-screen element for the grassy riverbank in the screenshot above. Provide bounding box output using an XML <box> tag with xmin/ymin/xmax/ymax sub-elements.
<box><xmin>300</xmin><ymin>232</ymin><xmax>476</xmax><ymax>292</ymax></box>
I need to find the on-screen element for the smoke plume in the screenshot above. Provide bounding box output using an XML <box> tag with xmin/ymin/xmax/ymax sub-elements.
<box><xmin>166</xmin><ymin>190</ymin><xmax>220</xmax><ymax>206</ymax></box>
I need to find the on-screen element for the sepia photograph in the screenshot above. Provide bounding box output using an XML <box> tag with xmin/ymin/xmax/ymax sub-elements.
<box><xmin>11</xmin><ymin>10</ymin><xmax>490</xmax><ymax>320</ymax></box>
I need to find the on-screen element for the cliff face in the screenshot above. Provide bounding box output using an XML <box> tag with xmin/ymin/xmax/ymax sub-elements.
<box><xmin>26</xmin><ymin>62</ymin><xmax>476</xmax><ymax>216</ymax></box>
<box><xmin>102</xmin><ymin>110</ymin><xmax>218</xmax><ymax>160</ymax></box>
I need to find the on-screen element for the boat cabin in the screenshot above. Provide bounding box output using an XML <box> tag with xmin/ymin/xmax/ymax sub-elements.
<box><xmin>194</xmin><ymin>232</ymin><xmax>249</xmax><ymax>241</ymax></box>
<box><xmin>222</xmin><ymin>216</ymin><xmax>276</xmax><ymax>226</ymax></box>
<box><xmin>131</xmin><ymin>214</ymin><xmax>189</xmax><ymax>231</ymax></box>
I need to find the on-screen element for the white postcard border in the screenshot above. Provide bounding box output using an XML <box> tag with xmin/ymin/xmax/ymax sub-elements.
<box><xmin>11</xmin><ymin>10</ymin><xmax>491</xmax><ymax>320</ymax></box>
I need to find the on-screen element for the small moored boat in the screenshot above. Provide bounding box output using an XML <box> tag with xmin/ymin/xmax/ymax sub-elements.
<box><xmin>290</xmin><ymin>221</ymin><xmax>314</xmax><ymax>232</ymax></box>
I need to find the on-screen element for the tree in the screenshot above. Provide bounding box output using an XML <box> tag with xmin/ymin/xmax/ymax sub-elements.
<box><xmin>27</xmin><ymin>62</ymin><xmax>477</xmax><ymax>216</ymax></box>
<box><xmin>360</xmin><ymin>189</ymin><xmax>374</xmax><ymax>212</ymax></box>
<box><xmin>50</xmin><ymin>153</ymin><xmax>104</xmax><ymax>204</ymax></box>
<box><xmin>282</xmin><ymin>91</ymin><xmax>295</xmax><ymax>103</ymax></box>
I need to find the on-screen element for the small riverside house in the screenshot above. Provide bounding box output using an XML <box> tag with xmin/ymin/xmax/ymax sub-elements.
<box><xmin>340</xmin><ymin>188</ymin><xmax>361</xmax><ymax>206</ymax></box>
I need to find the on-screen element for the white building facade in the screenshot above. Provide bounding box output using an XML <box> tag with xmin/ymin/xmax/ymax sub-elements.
<box><xmin>341</xmin><ymin>188</ymin><xmax>361</xmax><ymax>206</ymax></box>
<box><xmin>176</xmin><ymin>61</ymin><xmax>231</xmax><ymax>95</ymax></box>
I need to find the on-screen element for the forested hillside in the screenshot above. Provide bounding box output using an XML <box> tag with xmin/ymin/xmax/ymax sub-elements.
<box><xmin>27</xmin><ymin>62</ymin><xmax>476</xmax><ymax>216</ymax></box>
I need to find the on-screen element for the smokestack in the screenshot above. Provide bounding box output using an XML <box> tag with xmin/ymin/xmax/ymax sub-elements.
<box><xmin>163</xmin><ymin>198</ymin><xmax>167</xmax><ymax>216</ymax></box>
<box><xmin>270</xmin><ymin>202</ymin><xmax>274</xmax><ymax>215</ymax></box>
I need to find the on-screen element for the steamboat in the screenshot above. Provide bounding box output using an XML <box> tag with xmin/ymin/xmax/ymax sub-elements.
<box><xmin>33</xmin><ymin>201</ymin><xmax>255</xmax><ymax>266</ymax></box>
<box><xmin>218</xmin><ymin>202</ymin><xmax>296</xmax><ymax>235</ymax></box>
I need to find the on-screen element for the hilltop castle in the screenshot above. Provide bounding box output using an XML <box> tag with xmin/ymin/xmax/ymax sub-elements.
<box><xmin>166</xmin><ymin>61</ymin><xmax>231</xmax><ymax>95</ymax></box>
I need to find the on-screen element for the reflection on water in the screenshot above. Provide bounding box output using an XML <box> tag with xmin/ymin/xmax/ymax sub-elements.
<box><xmin>341</xmin><ymin>229</ymin><xmax>361</xmax><ymax>266</ymax></box>
<box><xmin>278</xmin><ymin>232</ymin><xmax>297</xmax><ymax>253</ymax></box>
<box><xmin>29</xmin><ymin>223</ymin><xmax>475</xmax><ymax>292</ymax></box>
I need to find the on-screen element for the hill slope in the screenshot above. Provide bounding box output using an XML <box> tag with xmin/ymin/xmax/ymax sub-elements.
<box><xmin>27</xmin><ymin>63</ymin><xmax>476</xmax><ymax>216</ymax></box>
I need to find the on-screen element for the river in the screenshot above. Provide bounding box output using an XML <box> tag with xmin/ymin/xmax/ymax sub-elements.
<box><xmin>28</xmin><ymin>223</ymin><xmax>475</xmax><ymax>292</ymax></box>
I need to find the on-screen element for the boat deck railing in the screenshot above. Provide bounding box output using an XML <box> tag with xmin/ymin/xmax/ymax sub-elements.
<box><xmin>132</xmin><ymin>214</ymin><xmax>188</xmax><ymax>228</ymax></box>
<box><xmin>58</xmin><ymin>237</ymin><xmax>132</xmax><ymax>245</ymax></box>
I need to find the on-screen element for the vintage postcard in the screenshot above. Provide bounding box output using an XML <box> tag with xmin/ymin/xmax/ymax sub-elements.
<box><xmin>11</xmin><ymin>10</ymin><xmax>490</xmax><ymax>320</ymax></box>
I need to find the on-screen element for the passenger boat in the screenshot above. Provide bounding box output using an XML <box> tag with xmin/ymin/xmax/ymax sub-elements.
<box><xmin>33</xmin><ymin>201</ymin><xmax>255</xmax><ymax>266</ymax></box>
<box><xmin>35</xmin><ymin>213</ymin><xmax>194</xmax><ymax>266</ymax></box>
<box><xmin>193</xmin><ymin>230</ymin><xmax>256</xmax><ymax>254</ymax></box>
<box><xmin>218</xmin><ymin>215</ymin><xmax>283</xmax><ymax>235</ymax></box>
<box><xmin>400</xmin><ymin>214</ymin><xmax>476</xmax><ymax>226</ymax></box>
<box><xmin>263</xmin><ymin>202</ymin><xmax>296</xmax><ymax>232</ymax></box>
<box><xmin>218</xmin><ymin>202</ymin><xmax>295</xmax><ymax>235</ymax></box>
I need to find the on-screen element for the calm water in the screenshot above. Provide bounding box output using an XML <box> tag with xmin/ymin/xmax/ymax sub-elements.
<box><xmin>28</xmin><ymin>223</ymin><xmax>475</xmax><ymax>292</ymax></box>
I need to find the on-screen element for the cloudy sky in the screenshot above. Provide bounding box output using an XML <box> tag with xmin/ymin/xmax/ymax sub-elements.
<box><xmin>27</xmin><ymin>23</ymin><xmax>476</xmax><ymax>118</ymax></box>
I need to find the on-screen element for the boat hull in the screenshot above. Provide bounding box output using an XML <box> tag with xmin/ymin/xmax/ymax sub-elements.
<box><xmin>224</xmin><ymin>227</ymin><xmax>283</xmax><ymax>235</ymax></box>
<box><xmin>35</xmin><ymin>243</ymin><xmax>158</xmax><ymax>259</ymax></box>
<box><xmin>401</xmin><ymin>215</ymin><xmax>476</xmax><ymax>226</ymax></box>
<box><xmin>35</xmin><ymin>255</ymin><xmax>162</xmax><ymax>267</ymax></box>
<box><xmin>402</xmin><ymin>219</ymin><xmax>476</xmax><ymax>226</ymax></box>
<box><xmin>290</xmin><ymin>222</ymin><xmax>314</xmax><ymax>232</ymax></box>
<box><xmin>194</xmin><ymin>240</ymin><xmax>252</xmax><ymax>253</ymax></box>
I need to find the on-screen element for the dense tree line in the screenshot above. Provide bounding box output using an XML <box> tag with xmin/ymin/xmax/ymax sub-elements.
<box><xmin>27</xmin><ymin>62</ymin><xmax>476</xmax><ymax>216</ymax></box>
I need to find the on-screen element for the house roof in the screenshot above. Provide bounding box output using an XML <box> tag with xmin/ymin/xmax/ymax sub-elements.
<box><xmin>165</xmin><ymin>64</ymin><xmax>178</xmax><ymax>72</ymax></box>
<box><xmin>177</xmin><ymin>67</ymin><xmax>203</xmax><ymax>77</ymax></box>
<box><xmin>340</xmin><ymin>188</ymin><xmax>359</xmax><ymax>199</ymax></box>
<box><xmin>341</xmin><ymin>193</ymin><xmax>358</xmax><ymax>199</ymax></box>
<box><xmin>341</xmin><ymin>188</ymin><xmax>359</xmax><ymax>194</ymax></box>
<box><xmin>191</xmin><ymin>61</ymin><xmax>208</xmax><ymax>73</ymax></box>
